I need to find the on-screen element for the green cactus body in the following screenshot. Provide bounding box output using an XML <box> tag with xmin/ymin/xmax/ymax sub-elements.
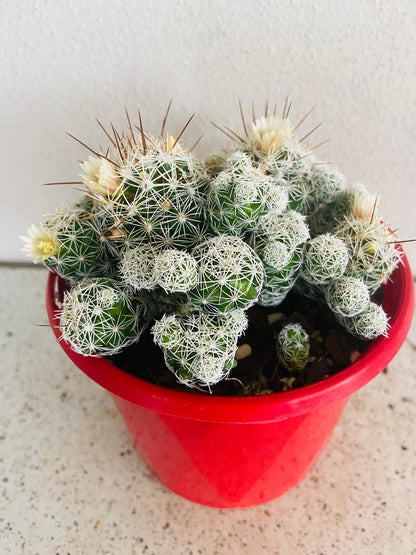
<box><xmin>120</xmin><ymin>245</ymin><xmax>159</xmax><ymax>290</ymax></box>
<box><xmin>335</xmin><ymin>217</ymin><xmax>402</xmax><ymax>292</ymax></box>
<box><xmin>307</xmin><ymin>184</ymin><xmax>377</xmax><ymax>237</ymax></box>
<box><xmin>152</xmin><ymin>310</ymin><xmax>248</xmax><ymax>387</ymax></box>
<box><xmin>276</xmin><ymin>323</ymin><xmax>310</xmax><ymax>372</ymax></box>
<box><xmin>43</xmin><ymin>206</ymin><xmax>111</xmax><ymax>281</ymax></box>
<box><xmin>206</xmin><ymin>151</ymin><xmax>288</xmax><ymax>236</ymax></box>
<box><xmin>337</xmin><ymin>302</ymin><xmax>390</xmax><ymax>339</ymax></box>
<box><xmin>310</xmin><ymin>165</ymin><xmax>346</xmax><ymax>207</ymax></box>
<box><xmin>103</xmin><ymin>146</ymin><xmax>208</xmax><ymax>251</ymax></box>
<box><xmin>153</xmin><ymin>249</ymin><xmax>198</xmax><ymax>293</ymax></box>
<box><xmin>302</xmin><ymin>234</ymin><xmax>349</xmax><ymax>285</ymax></box>
<box><xmin>325</xmin><ymin>276</ymin><xmax>370</xmax><ymax>317</ymax></box>
<box><xmin>249</xmin><ymin>233</ymin><xmax>303</xmax><ymax>306</ymax></box>
<box><xmin>60</xmin><ymin>278</ymin><xmax>148</xmax><ymax>356</ymax></box>
<box><xmin>189</xmin><ymin>235</ymin><xmax>264</xmax><ymax>314</ymax></box>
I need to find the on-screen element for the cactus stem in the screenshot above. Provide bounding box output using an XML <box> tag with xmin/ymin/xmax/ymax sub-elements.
<box><xmin>238</xmin><ymin>98</ymin><xmax>249</xmax><ymax>136</ymax></box>
<box><xmin>160</xmin><ymin>98</ymin><xmax>173</xmax><ymax>139</ymax></box>
<box><xmin>293</xmin><ymin>106</ymin><xmax>315</xmax><ymax>132</ymax></box>
<box><xmin>299</xmin><ymin>121</ymin><xmax>324</xmax><ymax>143</ymax></box>
<box><xmin>66</xmin><ymin>132</ymin><xmax>119</xmax><ymax>167</ymax></box>
<box><xmin>171</xmin><ymin>113</ymin><xmax>195</xmax><ymax>150</ymax></box>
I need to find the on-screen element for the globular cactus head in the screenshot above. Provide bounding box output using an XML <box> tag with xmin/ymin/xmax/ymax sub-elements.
<box><xmin>337</xmin><ymin>302</ymin><xmax>390</xmax><ymax>340</ymax></box>
<box><xmin>120</xmin><ymin>245</ymin><xmax>159</xmax><ymax>290</ymax></box>
<box><xmin>60</xmin><ymin>278</ymin><xmax>148</xmax><ymax>356</ymax></box>
<box><xmin>206</xmin><ymin>151</ymin><xmax>288</xmax><ymax>236</ymax></box>
<box><xmin>101</xmin><ymin>134</ymin><xmax>208</xmax><ymax>252</ymax></box>
<box><xmin>276</xmin><ymin>323</ymin><xmax>310</xmax><ymax>373</ymax></box>
<box><xmin>153</xmin><ymin>249</ymin><xmax>198</xmax><ymax>293</ymax></box>
<box><xmin>335</xmin><ymin>217</ymin><xmax>402</xmax><ymax>292</ymax></box>
<box><xmin>307</xmin><ymin>184</ymin><xmax>378</xmax><ymax>237</ymax></box>
<box><xmin>255</xmin><ymin>210</ymin><xmax>310</xmax><ymax>247</ymax></box>
<box><xmin>302</xmin><ymin>234</ymin><xmax>349</xmax><ymax>285</ymax></box>
<box><xmin>190</xmin><ymin>235</ymin><xmax>264</xmax><ymax>313</ymax></box>
<box><xmin>325</xmin><ymin>276</ymin><xmax>370</xmax><ymax>317</ymax></box>
<box><xmin>310</xmin><ymin>165</ymin><xmax>346</xmax><ymax>206</ymax></box>
<box><xmin>152</xmin><ymin>310</ymin><xmax>248</xmax><ymax>387</ymax></box>
<box><xmin>21</xmin><ymin>203</ymin><xmax>112</xmax><ymax>282</ymax></box>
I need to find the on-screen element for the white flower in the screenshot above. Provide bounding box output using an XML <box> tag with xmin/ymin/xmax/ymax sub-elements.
<box><xmin>249</xmin><ymin>116</ymin><xmax>296</xmax><ymax>154</ymax></box>
<box><xmin>80</xmin><ymin>156</ymin><xmax>120</xmax><ymax>196</ymax></box>
<box><xmin>351</xmin><ymin>186</ymin><xmax>378</xmax><ymax>223</ymax></box>
<box><xmin>20</xmin><ymin>224</ymin><xmax>60</xmax><ymax>263</ymax></box>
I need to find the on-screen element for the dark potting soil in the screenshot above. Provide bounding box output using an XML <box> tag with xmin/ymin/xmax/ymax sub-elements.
<box><xmin>108</xmin><ymin>289</ymin><xmax>379</xmax><ymax>396</ymax></box>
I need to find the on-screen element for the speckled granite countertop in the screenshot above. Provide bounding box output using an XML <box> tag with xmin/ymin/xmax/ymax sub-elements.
<box><xmin>1</xmin><ymin>266</ymin><xmax>415</xmax><ymax>555</ymax></box>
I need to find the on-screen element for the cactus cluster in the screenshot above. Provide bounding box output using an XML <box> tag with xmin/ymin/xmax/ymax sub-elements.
<box><xmin>22</xmin><ymin>102</ymin><xmax>404</xmax><ymax>390</ymax></box>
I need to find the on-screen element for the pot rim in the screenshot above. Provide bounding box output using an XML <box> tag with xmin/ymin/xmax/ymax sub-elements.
<box><xmin>46</xmin><ymin>246</ymin><xmax>414</xmax><ymax>423</ymax></box>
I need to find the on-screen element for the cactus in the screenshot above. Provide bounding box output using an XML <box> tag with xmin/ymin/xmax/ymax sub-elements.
<box><xmin>22</xmin><ymin>205</ymin><xmax>111</xmax><ymax>281</ymax></box>
<box><xmin>23</xmin><ymin>104</ymin><xmax>406</xmax><ymax>389</ymax></box>
<box><xmin>325</xmin><ymin>276</ymin><xmax>370</xmax><ymax>317</ymax></box>
<box><xmin>337</xmin><ymin>302</ymin><xmax>390</xmax><ymax>340</ymax></box>
<box><xmin>276</xmin><ymin>323</ymin><xmax>310</xmax><ymax>372</ymax></box>
<box><xmin>152</xmin><ymin>309</ymin><xmax>248</xmax><ymax>387</ymax></box>
<box><xmin>153</xmin><ymin>249</ymin><xmax>198</xmax><ymax>293</ymax></box>
<box><xmin>205</xmin><ymin>151</ymin><xmax>288</xmax><ymax>236</ymax></box>
<box><xmin>301</xmin><ymin>234</ymin><xmax>349</xmax><ymax>285</ymax></box>
<box><xmin>307</xmin><ymin>184</ymin><xmax>378</xmax><ymax>237</ymax></box>
<box><xmin>335</xmin><ymin>217</ymin><xmax>402</xmax><ymax>292</ymax></box>
<box><xmin>190</xmin><ymin>235</ymin><xmax>264</xmax><ymax>313</ymax></box>
<box><xmin>98</xmin><ymin>137</ymin><xmax>209</xmax><ymax>252</ymax></box>
<box><xmin>249</xmin><ymin>211</ymin><xmax>310</xmax><ymax>306</ymax></box>
<box><xmin>120</xmin><ymin>245</ymin><xmax>159</xmax><ymax>290</ymax></box>
<box><xmin>60</xmin><ymin>278</ymin><xmax>148</xmax><ymax>356</ymax></box>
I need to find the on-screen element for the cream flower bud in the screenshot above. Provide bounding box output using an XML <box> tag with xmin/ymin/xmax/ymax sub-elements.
<box><xmin>80</xmin><ymin>156</ymin><xmax>120</xmax><ymax>196</ymax></box>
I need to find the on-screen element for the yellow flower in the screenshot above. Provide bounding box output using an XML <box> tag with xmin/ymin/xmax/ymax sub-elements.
<box><xmin>249</xmin><ymin>116</ymin><xmax>295</xmax><ymax>154</ymax></box>
<box><xmin>80</xmin><ymin>156</ymin><xmax>120</xmax><ymax>196</ymax></box>
<box><xmin>20</xmin><ymin>224</ymin><xmax>60</xmax><ymax>263</ymax></box>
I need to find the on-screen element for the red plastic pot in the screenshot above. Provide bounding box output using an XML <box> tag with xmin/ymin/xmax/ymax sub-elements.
<box><xmin>46</xmin><ymin>249</ymin><xmax>414</xmax><ymax>508</ymax></box>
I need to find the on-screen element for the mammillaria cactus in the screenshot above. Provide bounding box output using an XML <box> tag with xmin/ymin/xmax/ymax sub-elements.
<box><xmin>325</xmin><ymin>276</ymin><xmax>370</xmax><ymax>317</ymax></box>
<box><xmin>190</xmin><ymin>235</ymin><xmax>264</xmax><ymax>313</ymax></box>
<box><xmin>301</xmin><ymin>234</ymin><xmax>349</xmax><ymax>285</ymax></box>
<box><xmin>276</xmin><ymin>323</ymin><xmax>310</xmax><ymax>373</ymax></box>
<box><xmin>22</xmin><ymin>101</ymin><xmax>408</xmax><ymax>391</ymax></box>
<box><xmin>152</xmin><ymin>310</ymin><xmax>248</xmax><ymax>387</ymax></box>
<box><xmin>205</xmin><ymin>151</ymin><xmax>288</xmax><ymax>236</ymax></box>
<box><xmin>337</xmin><ymin>302</ymin><xmax>389</xmax><ymax>340</ymax></box>
<box><xmin>22</xmin><ymin>203</ymin><xmax>112</xmax><ymax>281</ymax></box>
<box><xmin>60</xmin><ymin>278</ymin><xmax>148</xmax><ymax>356</ymax></box>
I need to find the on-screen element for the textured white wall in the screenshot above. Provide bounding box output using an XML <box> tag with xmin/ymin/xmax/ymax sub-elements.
<box><xmin>2</xmin><ymin>0</ymin><xmax>416</xmax><ymax>268</ymax></box>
